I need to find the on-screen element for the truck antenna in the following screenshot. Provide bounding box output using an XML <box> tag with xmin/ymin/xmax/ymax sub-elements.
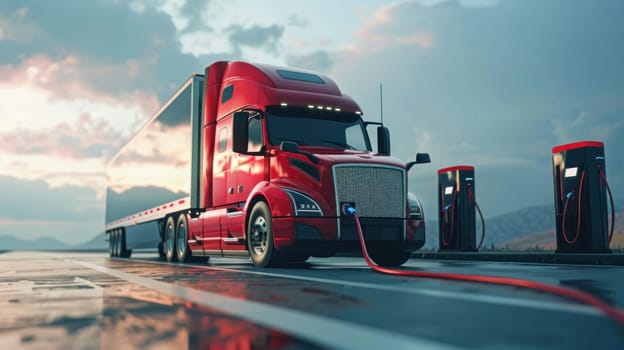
<box><xmin>379</xmin><ymin>83</ymin><xmax>384</xmax><ymax>125</ymax></box>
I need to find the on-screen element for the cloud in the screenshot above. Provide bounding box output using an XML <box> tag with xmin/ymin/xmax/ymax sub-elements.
<box><xmin>288</xmin><ymin>14</ymin><xmax>308</xmax><ymax>27</ymax></box>
<box><xmin>228</xmin><ymin>24</ymin><xmax>285</xmax><ymax>54</ymax></box>
<box><xmin>0</xmin><ymin>54</ymin><xmax>161</xmax><ymax>117</ymax></box>
<box><xmin>417</xmin><ymin>0</ymin><xmax>501</xmax><ymax>7</ymax></box>
<box><xmin>0</xmin><ymin>175</ymin><xmax>102</xmax><ymax>222</ymax></box>
<box><xmin>551</xmin><ymin>112</ymin><xmax>623</xmax><ymax>145</ymax></box>
<box><xmin>286</xmin><ymin>51</ymin><xmax>334</xmax><ymax>73</ymax></box>
<box><xmin>0</xmin><ymin>113</ymin><xmax>123</xmax><ymax>159</ymax></box>
<box><xmin>351</xmin><ymin>2</ymin><xmax>435</xmax><ymax>54</ymax></box>
<box><xmin>0</xmin><ymin>175</ymin><xmax>103</xmax><ymax>244</ymax></box>
<box><xmin>0</xmin><ymin>6</ymin><xmax>40</xmax><ymax>42</ymax></box>
<box><xmin>0</xmin><ymin>0</ymin><xmax>203</xmax><ymax>102</ymax></box>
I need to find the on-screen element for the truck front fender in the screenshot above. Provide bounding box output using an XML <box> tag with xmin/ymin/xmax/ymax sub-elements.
<box><xmin>244</xmin><ymin>181</ymin><xmax>294</xmax><ymax>218</ymax></box>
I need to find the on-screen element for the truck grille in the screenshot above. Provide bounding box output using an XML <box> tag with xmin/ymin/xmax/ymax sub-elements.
<box><xmin>333</xmin><ymin>165</ymin><xmax>405</xmax><ymax>218</ymax></box>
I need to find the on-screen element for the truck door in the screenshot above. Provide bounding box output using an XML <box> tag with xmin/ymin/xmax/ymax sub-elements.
<box><xmin>232</xmin><ymin>111</ymin><xmax>266</xmax><ymax>203</ymax></box>
<box><xmin>204</xmin><ymin>118</ymin><xmax>232</xmax><ymax>253</ymax></box>
<box><xmin>224</xmin><ymin>111</ymin><xmax>266</xmax><ymax>251</ymax></box>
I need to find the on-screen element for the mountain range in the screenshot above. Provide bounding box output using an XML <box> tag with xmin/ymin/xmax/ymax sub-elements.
<box><xmin>0</xmin><ymin>232</ymin><xmax>107</xmax><ymax>251</ymax></box>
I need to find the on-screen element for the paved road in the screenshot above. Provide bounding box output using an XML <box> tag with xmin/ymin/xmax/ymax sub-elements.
<box><xmin>1</xmin><ymin>251</ymin><xmax>623</xmax><ymax>349</ymax></box>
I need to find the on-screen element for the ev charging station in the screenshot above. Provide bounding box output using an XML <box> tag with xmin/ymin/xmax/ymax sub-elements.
<box><xmin>552</xmin><ymin>141</ymin><xmax>614</xmax><ymax>253</ymax></box>
<box><xmin>438</xmin><ymin>166</ymin><xmax>484</xmax><ymax>251</ymax></box>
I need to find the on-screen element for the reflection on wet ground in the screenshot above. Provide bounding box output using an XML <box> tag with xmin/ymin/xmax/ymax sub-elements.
<box><xmin>559</xmin><ymin>279</ymin><xmax>617</xmax><ymax>304</ymax></box>
<box><xmin>112</xmin><ymin>262</ymin><xmax>365</xmax><ymax>317</ymax></box>
<box><xmin>3</xmin><ymin>252</ymin><xmax>624</xmax><ymax>349</ymax></box>
<box><xmin>0</xmin><ymin>252</ymin><xmax>319</xmax><ymax>349</ymax></box>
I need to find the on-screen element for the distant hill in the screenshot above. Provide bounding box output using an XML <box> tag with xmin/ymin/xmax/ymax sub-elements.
<box><xmin>506</xmin><ymin>212</ymin><xmax>624</xmax><ymax>250</ymax></box>
<box><xmin>424</xmin><ymin>204</ymin><xmax>556</xmax><ymax>249</ymax></box>
<box><xmin>0</xmin><ymin>232</ymin><xmax>108</xmax><ymax>251</ymax></box>
<box><xmin>76</xmin><ymin>232</ymin><xmax>107</xmax><ymax>250</ymax></box>
<box><xmin>0</xmin><ymin>235</ymin><xmax>72</xmax><ymax>250</ymax></box>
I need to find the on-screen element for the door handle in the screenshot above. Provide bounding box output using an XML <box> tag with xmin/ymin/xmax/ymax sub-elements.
<box><xmin>238</xmin><ymin>185</ymin><xmax>244</xmax><ymax>193</ymax></box>
<box><xmin>228</xmin><ymin>187</ymin><xmax>234</xmax><ymax>194</ymax></box>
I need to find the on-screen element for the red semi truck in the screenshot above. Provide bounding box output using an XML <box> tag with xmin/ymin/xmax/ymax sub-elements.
<box><xmin>105</xmin><ymin>61</ymin><xmax>429</xmax><ymax>267</ymax></box>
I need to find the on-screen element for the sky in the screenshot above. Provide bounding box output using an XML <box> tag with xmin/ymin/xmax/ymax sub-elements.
<box><xmin>1</xmin><ymin>0</ymin><xmax>623</xmax><ymax>245</ymax></box>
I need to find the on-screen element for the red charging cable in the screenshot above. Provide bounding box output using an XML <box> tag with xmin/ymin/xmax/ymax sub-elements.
<box><xmin>561</xmin><ymin>170</ymin><xmax>585</xmax><ymax>244</ymax></box>
<box><xmin>598</xmin><ymin>164</ymin><xmax>615</xmax><ymax>244</ymax></box>
<box><xmin>440</xmin><ymin>187</ymin><xmax>457</xmax><ymax>247</ymax></box>
<box><xmin>349</xmin><ymin>210</ymin><xmax>624</xmax><ymax>327</ymax></box>
<box><xmin>467</xmin><ymin>182</ymin><xmax>486</xmax><ymax>250</ymax></box>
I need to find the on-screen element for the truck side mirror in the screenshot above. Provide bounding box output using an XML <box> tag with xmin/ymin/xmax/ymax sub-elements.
<box><xmin>406</xmin><ymin>152</ymin><xmax>431</xmax><ymax>171</ymax></box>
<box><xmin>416</xmin><ymin>153</ymin><xmax>431</xmax><ymax>164</ymax></box>
<box><xmin>233</xmin><ymin>111</ymin><xmax>249</xmax><ymax>153</ymax></box>
<box><xmin>377</xmin><ymin>126</ymin><xmax>391</xmax><ymax>156</ymax></box>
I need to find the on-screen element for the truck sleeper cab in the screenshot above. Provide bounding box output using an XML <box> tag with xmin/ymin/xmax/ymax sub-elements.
<box><xmin>105</xmin><ymin>61</ymin><xmax>429</xmax><ymax>267</ymax></box>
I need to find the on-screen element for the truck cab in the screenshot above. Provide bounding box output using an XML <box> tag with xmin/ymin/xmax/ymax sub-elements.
<box><xmin>189</xmin><ymin>62</ymin><xmax>428</xmax><ymax>267</ymax></box>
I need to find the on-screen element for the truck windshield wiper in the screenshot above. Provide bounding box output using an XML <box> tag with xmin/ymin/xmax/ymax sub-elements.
<box><xmin>320</xmin><ymin>140</ymin><xmax>356</xmax><ymax>150</ymax></box>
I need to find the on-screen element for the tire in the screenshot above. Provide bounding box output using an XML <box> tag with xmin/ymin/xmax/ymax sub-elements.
<box><xmin>119</xmin><ymin>229</ymin><xmax>132</xmax><ymax>258</ymax></box>
<box><xmin>157</xmin><ymin>242</ymin><xmax>166</xmax><ymax>259</ymax></box>
<box><xmin>113</xmin><ymin>230</ymin><xmax>119</xmax><ymax>257</ymax></box>
<box><xmin>164</xmin><ymin>216</ymin><xmax>178</xmax><ymax>262</ymax></box>
<box><xmin>369</xmin><ymin>248</ymin><xmax>411</xmax><ymax>267</ymax></box>
<box><xmin>247</xmin><ymin>201</ymin><xmax>279</xmax><ymax>267</ymax></box>
<box><xmin>176</xmin><ymin>214</ymin><xmax>191</xmax><ymax>262</ymax></box>
<box><xmin>108</xmin><ymin>231</ymin><xmax>114</xmax><ymax>257</ymax></box>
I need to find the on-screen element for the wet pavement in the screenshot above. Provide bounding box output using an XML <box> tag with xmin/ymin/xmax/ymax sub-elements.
<box><xmin>1</xmin><ymin>251</ymin><xmax>624</xmax><ymax>349</ymax></box>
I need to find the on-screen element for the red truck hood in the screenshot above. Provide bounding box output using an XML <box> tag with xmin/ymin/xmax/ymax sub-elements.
<box><xmin>299</xmin><ymin>146</ymin><xmax>407</xmax><ymax>169</ymax></box>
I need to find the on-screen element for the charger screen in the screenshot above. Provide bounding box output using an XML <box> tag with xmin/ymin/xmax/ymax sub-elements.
<box><xmin>564</xmin><ymin>167</ymin><xmax>578</xmax><ymax>178</ymax></box>
<box><xmin>444</xmin><ymin>186</ymin><xmax>454</xmax><ymax>195</ymax></box>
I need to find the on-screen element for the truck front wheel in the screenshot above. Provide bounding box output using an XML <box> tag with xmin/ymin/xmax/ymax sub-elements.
<box><xmin>164</xmin><ymin>216</ymin><xmax>178</xmax><ymax>262</ymax></box>
<box><xmin>247</xmin><ymin>201</ymin><xmax>280</xmax><ymax>267</ymax></box>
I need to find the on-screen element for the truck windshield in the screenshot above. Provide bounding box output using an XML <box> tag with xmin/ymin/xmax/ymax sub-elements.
<box><xmin>266</xmin><ymin>106</ymin><xmax>371</xmax><ymax>151</ymax></box>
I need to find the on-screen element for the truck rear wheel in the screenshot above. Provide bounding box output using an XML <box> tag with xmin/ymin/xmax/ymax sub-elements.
<box><xmin>247</xmin><ymin>201</ymin><xmax>280</xmax><ymax>267</ymax></box>
<box><xmin>108</xmin><ymin>231</ymin><xmax>114</xmax><ymax>257</ymax></box>
<box><xmin>119</xmin><ymin>229</ymin><xmax>132</xmax><ymax>258</ymax></box>
<box><xmin>164</xmin><ymin>216</ymin><xmax>178</xmax><ymax>262</ymax></box>
<box><xmin>176</xmin><ymin>214</ymin><xmax>191</xmax><ymax>262</ymax></box>
<box><xmin>113</xmin><ymin>230</ymin><xmax>120</xmax><ymax>257</ymax></box>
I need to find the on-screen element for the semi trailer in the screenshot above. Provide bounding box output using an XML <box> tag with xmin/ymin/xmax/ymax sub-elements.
<box><xmin>105</xmin><ymin>61</ymin><xmax>429</xmax><ymax>267</ymax></box>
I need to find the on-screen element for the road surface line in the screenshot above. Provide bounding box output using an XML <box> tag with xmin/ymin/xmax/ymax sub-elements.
<box><xmin>70</xmin><ymin>259</ymin><xmax>462</xmax><ymax>350</ymax></box>
<box><xmin>123</xmin><ymin>257</ymin><xmax>602</xmax><ymax>317</ymax></box>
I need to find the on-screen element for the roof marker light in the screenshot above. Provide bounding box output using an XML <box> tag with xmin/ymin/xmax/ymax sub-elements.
<box><xmin>335</xmin><ymin>108</ymin><xmax>341</xmax><ymax>112</ymax></box>
<box><xmin>355</xmin><ymin>111</ymin><xmax>362</xmax><ymax>115</ymax></box>
<box><xmin>280</xmin><ymin>102</ymin><xmax>288</xmax><ymax>107</ymax></box>
<box><xmin>308</xmin><ymin>105</ymin><xmax>315</xmax><ymax>109</ymax></box>
<box><xmin>317</xmin><ymin>105</ymin><xmax>324</xmax><ymax>109</ymax></box>
<box><xmin>325</xmin><ymin>107</ymin><xmax>332</xmax><ymax>110</ymax></box>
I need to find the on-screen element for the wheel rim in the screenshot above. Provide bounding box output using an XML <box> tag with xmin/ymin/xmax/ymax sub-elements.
<box><xmin>250</xmin><ymin>216</ymin><xmax>268</xmax><ymax>256</ymax></box>
<box><xmin>109</xmin><ymin>232</ymin><xmax>114</xmax><ymax>256</ymax></box>
<box><xmin>114</xmin><ymin>231</ymin><xmax>119</xmax><ymax>256</ymax></box>
<box><xmin>176</xmin><ymin>220</ymin><xmax>187</xmax><ymax>258</ymax></box>
<box><xmin>165</xmin><ymin>221</ymin><xmax>175</xmax><ymax>256</ymax></box>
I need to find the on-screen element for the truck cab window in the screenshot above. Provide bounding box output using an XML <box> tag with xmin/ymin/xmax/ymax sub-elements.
<box><xmin>266</xmin><ymin>106</ymin><xmax>371</xmax><ymax>151</ymax></box>
<box><xmin>248</xmin><ymin>113</ymin><xmax>263</xmax><ymax>153</ymax></box>
<box><xmin>346</xmin><ymin>124</ymin><xmax>368</xmax><ymax>151</ymax></box>
<box><xmin>218</xmin><ymin>127</ymin><xmax>228</xmax><ymax>153</ymax></box>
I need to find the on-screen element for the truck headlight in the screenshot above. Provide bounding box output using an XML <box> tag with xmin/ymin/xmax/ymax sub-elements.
<box><xmin>408</xmin><ymin>192</ymin><xmax>424</xmax><ymax>220</ymax></box>
<box><xmin>284</xmin><ymin>188</ymin><xmax>323</xmax><ymax>217</ymax></box>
